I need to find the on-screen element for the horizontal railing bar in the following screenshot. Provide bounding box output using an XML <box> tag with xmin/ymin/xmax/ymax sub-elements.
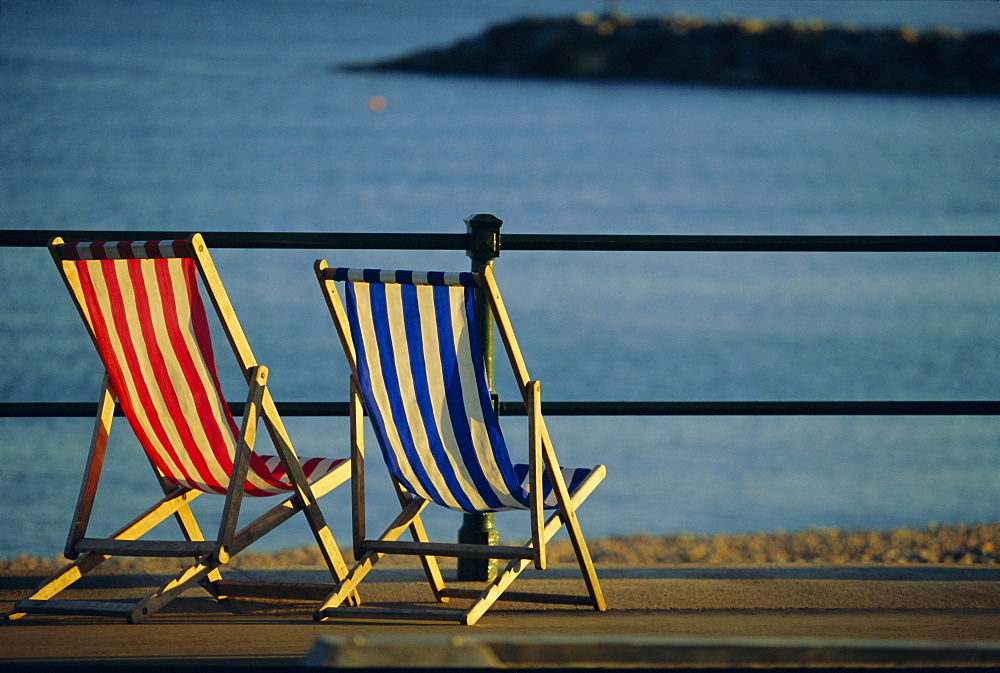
<box><xmin>2</xmin><ymin>401</ymin><xmax>996</xmax><ymax>418</ymax></box>
<box><xmin>0</xmin><ymin>230</ymin><xmax>468</xmax><ymax>250</ymax></box>
<box><xmin>1</xmin><ymin>230</ymin><xmax>998</xmax><ymax>253</ymax></box>
<box><xmin>502</xmin><ymin>234</ymin><xmax>1000</xmax><ymax>253</ymax></box>
<box><xmin>499</xmin><ymin>401</ymin><xmax>1000</xmax><ymax>416</ymax></box>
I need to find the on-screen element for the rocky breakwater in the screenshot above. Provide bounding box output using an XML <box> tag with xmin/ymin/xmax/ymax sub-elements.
<box><xmin>342</xmin><ymin>13</ymin><xmax>1000</xmax><ymax>95</ymax></box>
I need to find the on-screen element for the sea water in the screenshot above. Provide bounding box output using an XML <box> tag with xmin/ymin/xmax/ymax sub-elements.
<box><xmin>1</xmin><ymin>0</ymin><xmax>998</xmax><ymax>557</ymax></box>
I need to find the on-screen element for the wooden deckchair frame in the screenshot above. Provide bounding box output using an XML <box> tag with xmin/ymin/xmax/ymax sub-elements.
<box><xmin>6</xmin><ymin>234</ymin><xmax>357</xmax><ymax>624</ymax></box>
<box><xmin>314</xmin><ymin>261</ymin><xmax>606</xmax><ymax>625</ymax></box>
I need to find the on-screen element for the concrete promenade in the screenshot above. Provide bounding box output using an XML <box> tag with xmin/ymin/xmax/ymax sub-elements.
<box><xmin>2</xmin><ymin>564</ymin><xmax>999</xmax><ymax>669</ymax></box>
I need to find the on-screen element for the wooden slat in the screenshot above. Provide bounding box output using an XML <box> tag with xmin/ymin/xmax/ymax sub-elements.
<box><xmin>65</xmin><ymin>375</ymin><xmax>115</xmax><ymax>556</ymax></box>
<box><xmin>390</xmin><ymin>480</ymin><xmax>448</xmax><ymax>602</ymax></box>
<box><xmin>314</xmin><ymin>496</ymin><xmax>432</xmax><ymax>616</ymax></box>
<box><xmin>96</xmin><ymin>485</ymin><xmax>199</xmax><ymax>545</ymax></box>
<box><xmin>539</xmin><ymin>426</ymin><xmax>606</xmax><ymax>611</ymax></box>
<box><xmin>260</xmin><ymin>389</ymin><xmax>351</xmax><ymax>583</ymax></box>
<box><xmin>463</xmin><ymin>557</ymin><xmax>532</xmax><ymax>625</ymax></box>
<box><xmin>481</xmin><ymin>264</ymin><xmax>604</xmax><ymax>607</ymax></box>
<box><xmin>216</xmin><ymin>365</ymin><xmax>267</xmax><ymax>563</ymax></box>
<box><xmin>439</xmin><ymin>588</ymin><xmax>594</xmax><ymax>606</ymax></box>
<box><xmin>350</xmin><ymin>376</ymin><xmax>365</xmax><ymax>559</ymax></box>
<box><xmin>130</xmin><ymin>549</ymin><xmax>243</xmax><ymax>623</ymax></box>
<box><xmin>72</xmin><ymin>538</ymin><xmax>215</xmax><ymax>557</ymax></box>
<box><xmin>211</xmin><ymin>580</ymin><xmax>333</xmax><ymax>601</ymax></box>
<box><xmin>361</xmin><ymin>540</ymin><xmax>533</xmax><ymax>560</ymax></box>
<box><xmin>528</xmin><ymin>380</ymin><xmax>545</xmax><ymax>570</ymax></box>
<box><xmin>188</xmin><ymin>233</ymin><xmax>257</xmax><ymax>376</ymax></box>
<box><xmin>6</xmin><ymin>552</ymin><xmax>111</xmax><ymax>620</ymax></box>
<box><xmin>315</xmin><ymin>260</ymin><xmax>360</xmax><ymax>377</ymax></box>
<box><xmin>378</xmin><ymin>496</ymin><xmax>431</xmax><ymax>542</ymax></box>
<box><xmin>315</xmin><ymin>552</ymin><xmax>378</xmax><ymax>614</ymax></box>
<box><xmin>145</xmin><ymin>461</ymin><xmax>222</xmax><ymax>590</ymax></box>
<box><xmin>461</xmin><ymin>466</ymin><xmax>607</xmax><ymax>625</ymax></box>
<box><xmin>16</xmin><ymin>599</ymin><xmax>135</xmax><ymax>617</ymax></box>
<box><xmin>479</xmin><ymin>265</ymin><xmax>531</xmax><ymax>390</ymax></box>
<box><xmin>318</xmin><ymin>606</ymin><xmax>467</xmax><ymax>623</ymax></box>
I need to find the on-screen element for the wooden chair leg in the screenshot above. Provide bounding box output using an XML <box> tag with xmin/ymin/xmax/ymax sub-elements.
<box><xmin>65</xmin><ymin>377</ymin><xmax>116</xmax><ymax>558</ymax></box>
<box><xmin>547</xmin><ymin>479</ymin><xmax>604</xmax><ymax>611</ymax></box>
<box><xmin>391</xmin><ymin>479</ymin><xmax>448</xmax><ymax>602</ymax></box>
<box><xmin>313</xmin><ymin>550</ymin><xmax>381</xmax><ymax>616</ymax></box>
<box><xmin>461</xmin><ymin>557</ymin><xmax>532</xmax><ymax>626</ymax></box>
<box><xmin>137</xmin><ymin>462</ymin><xmax>226</xmax><ymax>595</ymax></box>
<box><xmin>461</xmin><ymin>466</ymin><xmax>607</xmax><ymax>624</ymax></box>
<box><xmin>315</xmin><ymin>496</ymin><xmax>428</xmax><ymax>619</ymax></box>
<box><xmin>528</xmin><ymin>380</ymin><xmax>546</xmax><ymax>570</ymax></box>
<box><xmin>5</xmin><ymin>552</ymin><xmax>110</xmax><ymax>620</ymax></box>
<box><xmin>129</xmin><ymin>553</ymin><xmax>223</xmax><ymax>624</ymax></box>
<box><xmin>350</xmin><ymin>376</ymin><xmax>366</xmax><ymax>559</ymax></box>
<box><xmin>261</xmin><ymin>389</ymin><xmax>359</xmax><ymax>605</ymax></box>
<box><xmin>174</xmin><ymin>502</ymin><xmax>226</xmax><ymax>598</ymax></box>
<box><xmin>215</xmin><ymin>366</ymin><xmax>268</xmax><ymax>565</ymax></box>
<box><xmin>137</xmin><ymin>456</ymin><xmax>227</xmax><ymax>596</ymax></box>
<box><xmin>7</xmin><ymin>485</ymin><xmax>206</xmax><ymax>620</ymax></box>
<box><xmin>539</xmin><ymin>422</ymin><xmax>606</xmax><ymax>611</ymax></box>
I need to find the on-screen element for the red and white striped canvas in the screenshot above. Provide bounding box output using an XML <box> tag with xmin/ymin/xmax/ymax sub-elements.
<box><xmin>64</xmin><ymin>240</ymin><xmax>343</xmax><ymax>496</ymax></box>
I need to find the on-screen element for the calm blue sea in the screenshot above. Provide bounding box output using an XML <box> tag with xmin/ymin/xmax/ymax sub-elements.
<box><xmin>1</xmin><ymin>0</ymin><xmax>998</xmax><ymax>558</ymax></box>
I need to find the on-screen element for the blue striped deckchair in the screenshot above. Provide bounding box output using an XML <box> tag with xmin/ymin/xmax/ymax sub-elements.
<box><xmin>314</xmin><ymin>262</ymin><xmax>606</xmax><ymax>625</ymax></box>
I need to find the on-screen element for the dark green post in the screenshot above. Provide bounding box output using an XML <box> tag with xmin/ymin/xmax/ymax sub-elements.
<box><xmin>458</xmin><ymin>213</ymin><xmax>503</xmax><ymax>581</ymax></box>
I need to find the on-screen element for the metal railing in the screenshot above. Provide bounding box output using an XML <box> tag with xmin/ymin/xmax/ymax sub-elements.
<box><xmin>3</xmin><ymin>228</ymin><xmax>998</xmax><ymax>252</ymax></box>
<box><xmin>2</xmin><ymin>216</ymin><xmax>998</xmax><ymax>579</ymax></box>
<box><xmin>3</xmin><ymin>218</ymin><xmax>997</xmax><ymax>422</ymax></box>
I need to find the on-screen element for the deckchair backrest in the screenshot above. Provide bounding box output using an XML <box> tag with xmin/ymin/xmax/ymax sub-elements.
<box><xmin>51</xmin><ymin>238</ymin><xmax>293</xmax><ymax>496</ymax></box>
<box><xmin>326</xmin><ymin>268</ymin><xmax>533</xmax><ymax>513</ymax></box>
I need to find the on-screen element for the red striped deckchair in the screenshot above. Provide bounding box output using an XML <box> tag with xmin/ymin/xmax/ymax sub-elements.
<box><xmin>314</xmin><ymin>262</ymin><xmax>606</xmax><ymax>625</ymax></box>
<box><xmin>7</xmin><ymin>235</ymin><xmax>358</xmax><ymax>624</ymax></box>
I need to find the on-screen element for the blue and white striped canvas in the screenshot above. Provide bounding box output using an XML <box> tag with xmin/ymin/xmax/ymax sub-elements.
<box><xmin>334</xmin><ymin>268</ymin><xmax>590</xmax><ymax>513</ymax></box>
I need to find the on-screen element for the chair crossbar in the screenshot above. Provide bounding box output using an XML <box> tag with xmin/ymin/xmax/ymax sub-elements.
<box><xmin>361</xmin><ymin>540</ymin><xmax>534</xmax><ymax>560</ymax></box>
<box><xmin>319</xmin><ymin>606</ymin><xmax>468</xmax><ymax>623</ymax></box>
<box><xmin>321</xmin><ymin>266</ymin><xmax>478</xmax><ymax>287</ymax></box>
<box><xmin>211</xmin><ymin>580</ymin><xmax>334</xmax><ymax>601</ymax></box>
<box><xmin>16</xmin><ymin>599</ymin><xmax>136</xmax><ymax>618</ymax></box>
<box><xmin>438</xmin><ymin>588</ymin><xmax>596</xmax><ymax>606</ymax></box>
<box><xmin>71</xmin><ymin>539</ymin><xmax>216</xmax><ymax>558</ymax></box>
<box><xmin>56</xmin><ymin>239</ymin><xmax>192</xmax><ymax>261</ymax></box>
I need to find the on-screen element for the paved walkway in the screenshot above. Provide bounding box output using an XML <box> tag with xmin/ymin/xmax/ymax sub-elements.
<box><xmin>2</xmin><ymin>564</ymin><xmax>999</xmax><ymax>668</ymax></box>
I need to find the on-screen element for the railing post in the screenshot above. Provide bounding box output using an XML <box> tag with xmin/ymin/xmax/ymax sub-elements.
<box><xmin>458</xmin><ymin>213</ymin><xmax>503</xmax><ymax>581</ymax></box>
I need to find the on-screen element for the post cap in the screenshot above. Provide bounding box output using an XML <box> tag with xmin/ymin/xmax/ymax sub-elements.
<box><xmin>465</xmin><ymin>214</ymin><xmax>503</xmax><ymax>262</ymax></box>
